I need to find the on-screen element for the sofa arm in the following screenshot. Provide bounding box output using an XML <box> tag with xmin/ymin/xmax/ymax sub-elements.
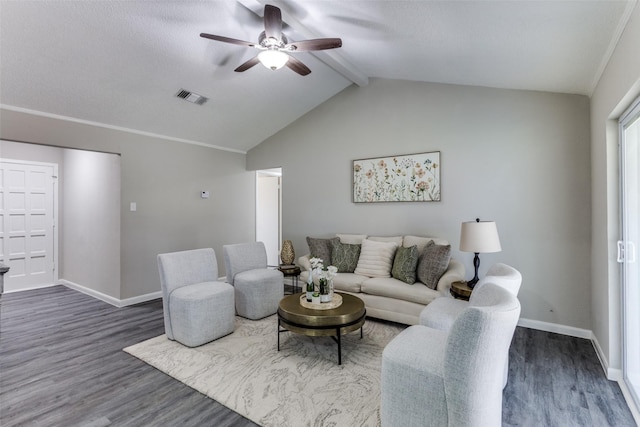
<box><xmin>436</xmin><ymin>258</ymin><xmax>465</xmax><ymax>296</ymax></box>
<box><xmin>298</xmin><ymin>254</ymin><xmax>311</xmax><ymax>271</ymax></box>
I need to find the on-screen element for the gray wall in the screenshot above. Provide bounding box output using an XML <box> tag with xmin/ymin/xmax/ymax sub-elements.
<box><xmin>0</xmin><ymin>109</ymin><xmax>256</xmax><ymax>300</ymax></box>
<box><xmin>247</xmin><ymin>79</ymin><xmax>592</xmax><ymax>330</ymax></box>
<box><xmin>62</xmin><ymin>149</ymin><xmax>121</xmax><ymax>298</ymax></box>
<box><xmin>590</xmin><ymin>4</ymin><xmax>640</xmax><ymax>374</ymax></box>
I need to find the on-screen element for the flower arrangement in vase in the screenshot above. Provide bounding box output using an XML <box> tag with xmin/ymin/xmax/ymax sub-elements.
<box><xmin>309</xmin><ymin>257</ymin><xmax>338</xmax><ymax>303</ymax></box>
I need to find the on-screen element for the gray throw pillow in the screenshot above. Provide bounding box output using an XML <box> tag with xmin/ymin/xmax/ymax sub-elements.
<box><xmin>416</xmin><ymin>241</ymin><xmax>452</xmax><ymax>289</ymax></box>
<box><xmin>306</xmin><ymin>237</ymin><xmax>339</xmax><ymax>265</ymax></box>
<box><xmin>331</xmin><ymin>241</ymin><xmax>361</xmax><ymax>273</ymax></box>
<box><xmin>391</xmin><ymin>245</ymin><xmax>419</xmax><ymax>284</ymax></box>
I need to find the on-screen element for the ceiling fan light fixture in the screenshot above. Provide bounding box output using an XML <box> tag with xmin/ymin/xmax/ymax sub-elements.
<box><xmin>200</xmin><ymin>4</ymin><xmax>341</xmax><ymax>76</ymax></box>
<box><xmin>258</xmin><ymin>49</ymin><xmax>289</xmax><ymax>70</ymax></box>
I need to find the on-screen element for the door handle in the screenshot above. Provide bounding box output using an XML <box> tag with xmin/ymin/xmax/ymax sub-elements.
<box><xmin>618</xmin><ymin>240</ymin><xmax>625</xmax><ymax>263</ymax></box>
<box><xmin>617</xmin><ymin>240</ymin><xmax>636</xmax><ymax>263</ymax></box>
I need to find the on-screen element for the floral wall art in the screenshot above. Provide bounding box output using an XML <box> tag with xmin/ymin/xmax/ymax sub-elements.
<box><xmin>353</xmin><ymin>151</ymin><xmax>441</xmax><ymax>203</ymax></box>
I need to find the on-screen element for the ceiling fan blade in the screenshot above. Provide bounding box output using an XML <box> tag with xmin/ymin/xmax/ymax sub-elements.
<box><xmin>235</xmin><ymin>56</ymin><xmax>261</xmax><ymax>72</ymax></box>
<box><xmin>288</xmin><ymin>38</ymin><xmax>342</xmax><ymax>52</ymax></box>
<box><xmin>200</xmin><ymin>33</ymin><xmax>256</xmax><ymax>48</ymax></box>
<box><xmin>263</xmin><ymin>4</ymin><xmax>283</xmax><ymax>42</ymax></box>
<box><xmin>286</xmin><ymin>56</ymin><xmax>311</xmax><ymax>76</ymax></box>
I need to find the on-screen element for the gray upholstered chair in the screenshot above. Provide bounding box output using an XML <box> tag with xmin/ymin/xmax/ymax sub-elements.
<box><xmin>381</xmin><ymin>283</ymin><xmax>521</xmax><ymax>427</ymax></box>
<box><xmin>223</xmin><ymin>242</ymin><xmax>284</xmax><ymax>320</ymax></box>
<box><xmin>157</xmin><ymin>248</ymin><xmax>235</xmax><ymax>347</ymax></box>
<box><xmin>419</xmin><ymin>263</ymin><xmax>522</xmax><ymax>387</ymax></box>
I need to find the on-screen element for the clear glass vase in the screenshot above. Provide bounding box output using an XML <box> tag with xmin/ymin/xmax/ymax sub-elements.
<box><xmin>306</xmin><ymin>271</ymin><xmax>314</xmax><ymax>302</ymax></box>
<box><xmin>319</xmin><ymin>279</ymin><xmax>330</xmax><ymax>302</ymax></box>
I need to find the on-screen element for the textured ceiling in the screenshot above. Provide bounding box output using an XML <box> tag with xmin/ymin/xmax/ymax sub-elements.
<box><xmin>0</xmin><ymin>0</ymin><xmax>636</xmax><ymax>153</ymax></box>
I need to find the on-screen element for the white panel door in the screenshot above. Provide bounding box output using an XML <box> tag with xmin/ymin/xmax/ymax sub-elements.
<box><xmin>0</xmin><ymin>160</ymin><xmax>57</xmax><ymax>291</ymax></box>
<box><xmin>256</xmin><ymin>173</ymin><xmax>281</xmax><ymax>266</ymax></box>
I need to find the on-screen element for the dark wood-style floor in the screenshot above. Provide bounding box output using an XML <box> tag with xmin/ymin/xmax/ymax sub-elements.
<box><xmin>0</xmin><ymin>285</ymin><xmax>636</xmax><ymax>426</ymax></box>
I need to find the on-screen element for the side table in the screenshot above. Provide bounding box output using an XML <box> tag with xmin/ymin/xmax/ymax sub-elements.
<box><xmin>278</xmin><ymin>265</ymin><xmax>301</xmax><ymax>294</ymax></box>
<box><xmin>450</xmin><ymin>280</ymin><xmax>473</xmax><ymax>301</ymax></box>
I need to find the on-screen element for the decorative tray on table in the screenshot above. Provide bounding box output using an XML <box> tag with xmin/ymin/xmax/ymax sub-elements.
<box><xmin>299</xmin><ymin>293</ymin><xmax>343</xmax><ymax>310</ymax></box>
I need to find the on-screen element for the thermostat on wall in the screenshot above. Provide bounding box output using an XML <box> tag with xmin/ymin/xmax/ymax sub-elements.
<box><xmin>201</xmin><ymin>191</ymin><xmax>210</xmax><ymax>199</ymax></box>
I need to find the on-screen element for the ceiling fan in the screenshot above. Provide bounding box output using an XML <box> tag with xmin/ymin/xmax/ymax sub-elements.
<box><xmin>200</xmin><ymin>4</ymin><xmax>342</xmax><ymax>76</ymax></box>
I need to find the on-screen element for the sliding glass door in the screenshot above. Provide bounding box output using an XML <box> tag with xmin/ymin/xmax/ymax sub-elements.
<box><xmin>619</xmin><ymin>96</ymin><xmax>640</xmax><ymax>409</ymax></box>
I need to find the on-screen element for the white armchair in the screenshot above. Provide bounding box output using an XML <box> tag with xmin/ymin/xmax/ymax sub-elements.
<box><xmin>381</xmin><ymin>283</ymin><xmax>521</xmax><ymax>427</ymax></box>
<box><xmin>420</xmin><ymin>263</ymin><xmax>522</xmax><ymax>328</ymax></box>
<box><xmin>419</xmin><ymin>263</ymin><xmax>522</xmax><ymax>387</ymax></box>
<box><xmin>157</xmin><ymin>248</ymin><xmax>235</xmax><ymax>347</ymax></box>
<box><xmin>223</xmin><ymin>242</ymin><xmax>284</xmax><ymax>320</ymax></box>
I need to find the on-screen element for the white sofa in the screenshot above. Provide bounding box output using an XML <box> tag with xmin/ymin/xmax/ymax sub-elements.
<box><xmin>299</xmin><ymin>234</ymin><xmax>465</xmax><ymax>325</ymax></box>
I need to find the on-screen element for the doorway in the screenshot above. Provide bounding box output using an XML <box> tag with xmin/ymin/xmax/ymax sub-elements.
<box><xmin>1</xmin><ymin>140</ymin><xmax>121</xmax><ymax>301</ymax></box>
<box><xmin>0</xmin><ymin>159</ymin><xmax>58</xmax><ymax>291</ymax></box>
<box><xmin>256</xmin><ymin>168</ymin><xmax>282</xmax><ymax>266</ymax></box>
<box><xmin>619</xmin><ymin>95</ymin><xmax>640</xmax><ymax>411</ymax></box>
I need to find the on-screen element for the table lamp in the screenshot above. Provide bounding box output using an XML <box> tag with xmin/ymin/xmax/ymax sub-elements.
<box><xmin>459</xmin><ymin>218</ymin><xmax>502</xmax><ymax>289</ymax></box>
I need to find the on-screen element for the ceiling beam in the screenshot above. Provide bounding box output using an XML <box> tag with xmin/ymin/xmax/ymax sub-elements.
<box><xmin>237</xmin><ymin>0</ymin><xmax>369</xmax><ymax>87</ymax></box>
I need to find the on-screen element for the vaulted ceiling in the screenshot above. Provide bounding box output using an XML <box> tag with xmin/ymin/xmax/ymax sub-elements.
<box><xmin>1</xmin><ymin>0</ymin><xmax>636</xmax><ymax>153</ymax></box>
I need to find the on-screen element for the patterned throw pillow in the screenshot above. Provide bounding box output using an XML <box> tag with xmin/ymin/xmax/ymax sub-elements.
<box><xmin>391</xmin><ymin>245</ymin><xmax>419</xmax><ymax>284</ymax></box>
<box><xmin>306</xmin><ymin>237</ymin><xmax>339</xmax><ymax>265</ymax></box>
<box><xmin>416</xmin><ymin>241</ymin><xmax>452</xmax><ymax>289</ymax></box>
<box><xmin>331</xmin><ymin>241</ymin><xmax>361</xmax><ymax>273</ymax></box>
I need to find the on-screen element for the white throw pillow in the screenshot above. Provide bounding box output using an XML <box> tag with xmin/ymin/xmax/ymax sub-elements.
<box><xmin>336</xmin><ymin>233</ymin><xmax>368</xmax><ymax>244</ymax></box>
<box><xmin>354</xmin><ymin>239</ymin><xmax>398</xmax><ymax>278</ymax></box>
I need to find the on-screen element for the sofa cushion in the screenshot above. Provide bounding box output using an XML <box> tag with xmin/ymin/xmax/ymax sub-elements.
<box><xmin>361</xmin><ymin>277</ymin><xmax>442</xmax><ymax>305</ymax></box>
<box><xmin>403</xmin><ymin>235</ymin><xmax>449</xmax><ymax>253</ymax></box>
<box><xmin>354</xmin><ymin>239</ymin><xmax>398</xmax><ymax>278</ymax></box>
<box><xmin>331</xmin><ymin>241</ymin><xmax>362</xmax><ymax>273</ymax></box>
<box><xmin>331</xmin><ymin>273</ymin><xmax>368</xmax><ymax>293</ymax></box>
<box><xmin>416</xmin><ymin>241</ymin><xmax>452</xmax><ymax>289</ymax></box>
<box><xmin>337</xmin><ymin>233</ymin><xmax>368</xmax><ymax>244</ymax></box>
<box><xmin>391</xmin><ymin>245</ymin><xmax>419</xmax><ymax>284</ymax></box>
<box><xmin>306</xmin><ymin>236</ymin><xmax>339</xmax><ymax>265</ymax></box>
<box><xmin>369</xmin><ymin>235</ymin><xmax>404</xmax><ymax>247</ymax></box>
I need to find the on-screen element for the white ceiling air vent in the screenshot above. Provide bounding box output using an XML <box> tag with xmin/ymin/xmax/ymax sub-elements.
<box><xmin>176</xmin><ymin>89</ymin><xmax>208</xmax><ymax>105</ymax></box>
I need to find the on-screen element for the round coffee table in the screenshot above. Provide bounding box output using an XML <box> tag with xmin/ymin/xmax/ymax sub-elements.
<box><xmin>277</xmin><ymin>292</ymin><xmax>366</xmax><ymax>365</ymax></box>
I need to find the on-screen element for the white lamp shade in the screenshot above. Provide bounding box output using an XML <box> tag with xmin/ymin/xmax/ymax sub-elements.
<box><xmin>258</xmin><ymin>50</ymin><xmax>289</xmax><ymax>70</ymax></box>
<box><xmin>459</xmin><ymin>221</ymin><xmax>502</xmax><ymax>253</ymax></box>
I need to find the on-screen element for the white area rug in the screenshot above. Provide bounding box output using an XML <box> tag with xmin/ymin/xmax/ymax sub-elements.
<box><xmin>124</xmin><ymin>315</ymin><xmax>404</xmax><ymax>427</ymax></box>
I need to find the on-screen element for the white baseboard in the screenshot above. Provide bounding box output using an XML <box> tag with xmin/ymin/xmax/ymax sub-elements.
<box><xmin>517</xmin><ymin>317</ymin><xmax>592</xmax><ymax>339</ymax></box>
<box><xmin>618</xmin><ymin>378</ymin><xmax>640</xmax><ymax>426</ymax></box>
<box><xmin>590</xmin><ymin>335</ymin><xmax>623</xmax><ymax>381</ymax></box>
<box><xmin>119</xmin><ymin>290</ymin><xmax>163</xmax><ymax>306</ymax></box>
<box><xmin>3</xmin><ymin>283</ymin><xmax>58</xmax><ymax>293</ymax></box>
<box><xmin>59</xmin><ymin>280</ymin><xmax>161</xmax><ymax>308</ymax></box>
